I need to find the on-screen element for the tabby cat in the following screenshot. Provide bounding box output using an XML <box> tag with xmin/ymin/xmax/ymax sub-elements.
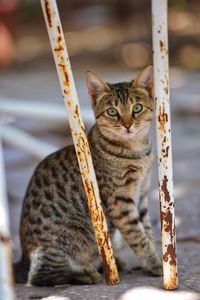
<box><xmin>14</xmin><ymin>65</ymin><xmax>162</xmax><ymax>286</ymax></box>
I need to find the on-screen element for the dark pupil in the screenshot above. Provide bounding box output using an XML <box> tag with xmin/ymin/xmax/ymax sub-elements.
<box><xmin>134</xmin><ymin>104</ymin><xmax>142</xmax><ymax>113</ymax></box>
<box><xmin>109</xmin><ymin>108</ymin><xmax>116</xmax><ymax>115</ymax></box>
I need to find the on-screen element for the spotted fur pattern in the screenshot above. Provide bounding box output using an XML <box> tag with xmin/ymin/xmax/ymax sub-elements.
<box><xmin>14</xmin><ymin>66</ymin><xmax>162</xmax><ymax>286</ymax></box>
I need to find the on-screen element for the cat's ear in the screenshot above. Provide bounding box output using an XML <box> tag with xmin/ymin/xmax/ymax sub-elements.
<box><xmin>133</xmin><ymin>65</ymin><xmax>154</xmax><ymax>95</ymax></box>
<box><xmin>86</xmin><ymin>71</ymin><xmax>110</xmax><ymax>105</ymax></box>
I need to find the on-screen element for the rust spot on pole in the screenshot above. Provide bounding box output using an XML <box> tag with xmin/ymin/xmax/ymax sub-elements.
<box><xmin>164</xmin><ymin>86</ymin><xmax>168</xmax><ymax>95</ymax></box>
<box><xmin>54</xmin><ymin>34</ymin><xmax>63</xmax><ymax>52</ymax></box>
<box><xmin>66</xmin><ymin>100</ymin><xmax>71</xmax><ymax>107</ymax></box>
<box><xmin>161</xmin><ymin>175</ymin><xmax>170</xmax><ymax>202</ymax></box>
<box><xmin>162</xmin><ymin>145</ymin><xmax>169</xmax><ymax>158</ymax></box>
<box><xmin>54</xmin><ymin>45</ymin><xmax>64</xmax><ymax>52</ymax></box>
<box><xmin>57</xmin><ymin>25</ymin><xmax>61</xmax><ymax>34</ymax></box>
<box><xmin>74</xmin><ymin>105</ymin><xmax>85</xmax><ymax>133</ymax></box>
<box><xmin>58</xmin><ymin>58</ymin><xmax>70</xmax><ymax>86</ymax></box>
<box><xmin>90</xmin><ymin>181</ymin><xmax>99</xmax><ymax>214</ymax></box>
<box><xmin>76</xmin><ymin>137</ymin><xmax>90</xmax><ymax>174</ymax></box>
<box><xmin>160</xmin><ymin>40</ymin><xmax>164</xmax><ymax>51</ymax></box>
<box><xmin>158</xmin><ymin>105</ymin><xmax>168</xmax><ymax>131</ymax></box>
<box><xmin>44</xmin><ymin>0</ymin><xmax>52</xmax><ymax>28</ymax></box>
<box><xmin>160</xmin><ymin>40</ymin><xmax>168</xmax><ymax>54</ymax></box>
<box><xmin>57</xmin><ymin>36</ymin><xmax>62</xmax><ymax>43</ymax></box>
<box><xmin>99</xmin><ymin>234</ymin><xmax>119</xmax><ymax>285</ymax></box>
<box><xmin>164</xmin><ymin>277</ymin><xmax>178</xmax><ymax>290</ymax></box>
<box><xmin>84</xmin><ymin>178</ymin><xmax>92</xmax><ymax>195</ymax></box>
<box><xmin>74</xmin><ymin>104</ymin><xmax>79</xmax><ymax>119</ymax></box>
<box><xmin>163</xmin><ymin>243</ymin><xmax>177</xmax><ymax>266</ymax></box>
<box><xmin>160</xmin><ymin>208</ymin><xmax>173</xmax><ymax>241</ymax></box>
<box><xmin>64</xmin><ymin>89</ymin><xmax>70</xmax><ymax>95</ymax></box>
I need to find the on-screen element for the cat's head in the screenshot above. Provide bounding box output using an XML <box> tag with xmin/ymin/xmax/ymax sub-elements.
<box><xmin>86</xmin><ymin>66</ymin><xmax>154</xmax><ymax>143</ymax></box>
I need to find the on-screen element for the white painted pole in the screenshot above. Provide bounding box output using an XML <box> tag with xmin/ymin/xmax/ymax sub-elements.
<box><xmin>40</xmin><ymin>0</ymin><xmax>119</xmax><ymax>285</ymax></box>
<box><xmin>152</xmin><ymin>0</ymin><xmax>178</xmax><ymax>290</ymax></box>
<box><xmin>0</xmin><ymin>132</ymin><xmax>15</xmax><ymax>299</ymax></box>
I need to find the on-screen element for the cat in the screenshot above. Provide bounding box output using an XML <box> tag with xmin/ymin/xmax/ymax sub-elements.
<box><xmin>14</xmin><ymin>65</ymin><xmax>162</xmax><ymax>286</ymax></box>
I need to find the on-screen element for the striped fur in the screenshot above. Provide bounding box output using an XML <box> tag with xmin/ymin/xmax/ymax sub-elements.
<box><xmin>15</xmin><ymin>66</ymin><xmax>162</xmax><ymax>286</ymax></box>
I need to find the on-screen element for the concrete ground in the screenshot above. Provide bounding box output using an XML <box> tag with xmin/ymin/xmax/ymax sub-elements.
<box><xmin>15</xmin><ymin>240</ymin><xmax>200</xmax><ymax>300</ymax></box>
<box><xmin>1</xmin><ymin>63</ymin><xmax>200</xmax><ymax>299</ymax></box>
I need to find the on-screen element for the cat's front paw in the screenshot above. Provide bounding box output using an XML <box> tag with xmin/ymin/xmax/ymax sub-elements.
<box><xmin>72</xmin><ymin>270</ymin><xmax>102</xmax><ymax>284</ymax></box>
<box><xmin>143</xmin><ymin>257</ymin><xmax>163</xmax><ymax>277</ymax></box>
<box><xmin>85</xmin><ymin>271</ymin><xmax>103</xmax><ymax>284</ymax></box>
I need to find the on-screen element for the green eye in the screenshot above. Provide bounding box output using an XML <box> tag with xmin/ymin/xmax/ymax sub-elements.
<box><xmin>107</xmin><ymin>107</ymin><xmax>118</xmax><ymax>117</ymax></box>
<box><xmin>133</xmin><ymin>103</ymin><xmax>143</xmax><ymax>114</ymax></box>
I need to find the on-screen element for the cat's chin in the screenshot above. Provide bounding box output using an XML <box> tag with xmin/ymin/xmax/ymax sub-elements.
<box><xmin>104</xmin><ymin>131</ymin><xmax>136</xmax><ymax>142</ymax></box>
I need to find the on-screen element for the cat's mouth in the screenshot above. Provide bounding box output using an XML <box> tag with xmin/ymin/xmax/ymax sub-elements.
<box><xmin>122</xmin><ymin>128</ymin><xmax>134</xmax><ymax>135</ymax></box>
<box><xmin>122</xmin><ymin>126</ymin><xmax>143</xmax><ymax>137</ymax></box>
<box><xmin>126</xmin><ymin>129</ymin><xmax>132</xmax><ymax>134</ymax></box>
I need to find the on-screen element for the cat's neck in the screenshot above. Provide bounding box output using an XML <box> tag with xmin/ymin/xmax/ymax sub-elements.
<box><xmin>89</xmin><ymin>125</ymin><xmax>151</xmax><ymax>160</ymax></box>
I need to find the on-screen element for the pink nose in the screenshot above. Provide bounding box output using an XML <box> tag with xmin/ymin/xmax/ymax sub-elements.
<box><xmin>123</xmin><ymin>123</ymin><xmax>132</xmax><ymax>129</ymax></box>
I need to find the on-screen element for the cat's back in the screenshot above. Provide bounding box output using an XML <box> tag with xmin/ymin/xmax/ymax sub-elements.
<box><xmin>25</xmin><ymin>144</ymin><xmax>80</xmax><ymax>192</ymax></box>
<box><xmin>20</xmin><ymin>144</ymin><xmax>86</xmax><ymax>251</ymax></box>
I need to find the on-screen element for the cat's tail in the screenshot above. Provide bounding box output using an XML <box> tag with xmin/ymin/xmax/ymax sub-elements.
<box><xmin>13</xmin><ymin>253</ymin><xmax>29</xmax><ymax>283</ymax></box>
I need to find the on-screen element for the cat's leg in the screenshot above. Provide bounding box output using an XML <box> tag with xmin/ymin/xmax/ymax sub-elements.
<box><xmin>138</xmin><ymin>191</ymin><xmax>156</xmax><ymax>246</ymax></box>
<box><xmin>107</xmin><ymin>195</ymin><xmax>162</xmax><ymax>276</ymax></box>
<box><xmin>71</xmin><ymin>271</ymin><xmax>102</xmax><ymax>284</ymax></box>
<box><xmin>27</xmin><ymin>247</ymin><xmax>71</xmax><ymax>286</ymax></box>
<box><xmin>27</xmin><ymin>241</ymin><xmax>102</xmax><ymax>286</ymax></box>
<box><xmin>110</xmin><ymin>228</ymin><xmax>125</xmax><ymax>271</ymax></box>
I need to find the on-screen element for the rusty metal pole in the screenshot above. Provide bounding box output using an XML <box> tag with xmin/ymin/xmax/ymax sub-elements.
<box><xmin>0</xmin><ymin>133</ymin><xmax>15</xmax><ymax>299</ymax></box>
<box><xmin>152</xmin><ymin>0</ymin><xmax>178</xmax><ymax>290</ymax></box>
<box><xmin>40</xmin><ymin>0</ymin><xmax>119</xmax><ymax>285</ymax></box>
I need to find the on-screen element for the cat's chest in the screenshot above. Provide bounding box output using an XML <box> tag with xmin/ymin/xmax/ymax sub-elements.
<box><xmin>95</xmin><ymin>154</ymin><xmax>152</xmax><ymax>193</ymax></box>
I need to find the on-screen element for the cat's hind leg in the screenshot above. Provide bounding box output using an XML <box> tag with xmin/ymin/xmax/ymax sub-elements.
<box><xmin>27</xmin><ymin>246</ymin><xmax>102</xmax><ymax>286</ymax></box>
<box><xmin>27</xmin><ymin>247</ymin><xmax>71</xmax><ymax>286</ymax></box>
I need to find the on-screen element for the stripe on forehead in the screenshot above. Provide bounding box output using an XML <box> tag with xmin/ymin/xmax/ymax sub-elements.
<box><xmin>108</xmin><ymin>82</ymin><xmax>131</xmax><ymax>105</ymax></box>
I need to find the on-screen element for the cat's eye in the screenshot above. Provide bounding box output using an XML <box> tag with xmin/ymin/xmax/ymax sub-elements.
<box><xmin>107</xmin><ymin>107</ymin><xmax>118</xmax><ymax>117</ymax></box>
<box><xmin>133</xmin><ymin>103</ymin><xmax>143</xmax><ymax>114</ymax></box>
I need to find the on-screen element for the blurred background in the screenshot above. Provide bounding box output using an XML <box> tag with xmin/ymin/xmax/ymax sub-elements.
<box><xmin>1</xmin><ymin>0</ymin><xmax>200</xmax><ymax>69</ymax></box>
<box><xmin>0</xmin><ymin>0</ymin><xmax>200</xmax><ymax>264</ymax></box>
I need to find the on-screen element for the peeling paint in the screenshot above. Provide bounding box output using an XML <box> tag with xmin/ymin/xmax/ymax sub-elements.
<box><xmin>64</xmin><ymin>89</ymin><xmax>70</xmax><ymax>95</ymax></box>
<box><xmin>57</xmin><ymin>25</ymin><xmax>61</xmax><ymax>34</ymax></box>
<box><xmin>161</xmin><ymin>175</ymin><xmax>170</xmax><ymax>202</ymax></box>
<box><xmin>152</xmin><ymin>0</ymin><xmax>178</xmax><ymax>290</ymax></box>
<box><xmin>164</xmin><ymin>273</ymin><xmax>178</xmax><ymax>290</ymax></box>
<box><xmin>44</xmin><ymin>0</ymin><xmax>52</xmax><ymax>27</ymax></box>
<box><xmin>41</xmin><ymin>0</ymin><xmax>119</xmax><ymax>285</ymax></box>
<box><xmin>162</xmin><ymin>145</ymin><xmax>169</xmax><ymax>158</ymax></box>
<box><xmin>164</xmin><ymin>86</ymin><xmax>168</xmax><ymax>95</ymax></box>
<box><xmin>163</xmin><ymin>243</ymin><xmax>177</xmax><ymax>266</ymax></box>
<box><xmin>160</xmin><ymin>207</ymin><xmax>173</xmax><ymax>242</ymax></box>
<box><xmin>160</xmin><ymin>40</ymin><xmax>168</xmax><ymax>55</ymax></box>
<box><xmin>58</xmin><ymin>57</ymin><xmax>70</xmax><ymax>86</ymax></box>
<box><xmin>158</xmin><ymin>104</ymin><xmax>168</xmax><ymax>131</ymax></box>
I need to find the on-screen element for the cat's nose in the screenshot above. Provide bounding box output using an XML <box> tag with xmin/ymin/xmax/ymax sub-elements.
<box><xmin>122</xmin><ymin>123</ymin><xmax>132</xmax><ymax>129</ymax></box>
